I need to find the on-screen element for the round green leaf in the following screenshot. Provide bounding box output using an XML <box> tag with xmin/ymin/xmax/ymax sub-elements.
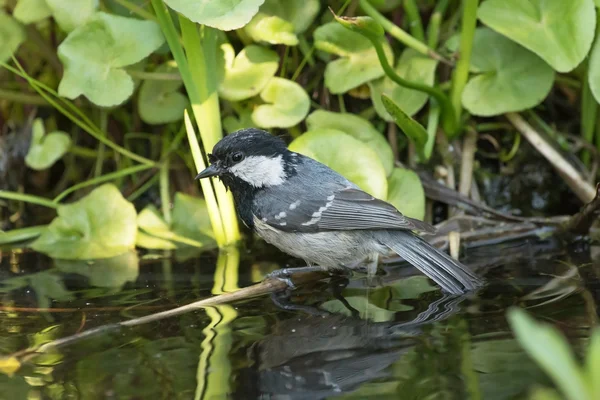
<box><xmin>57</xmin><ymin>12</ymin><xmax>165</xmax><ymax>107</ymax></box>
<box><xmin>25</xmin><ymin>118</ymin><xmax>71</xmax><ymax>170</ymax></box>
<box><xmin>138</xmin><ymin>61</ymin><xmax>188</xmax><ymax>125</ymax></box>
<box><xmin>314</xmin><ymin>22</ymin><xmax>393</xmax><ymax>94</ymax></box>
<box><xmin>245</xmin><ymin>13</ymin><xmax>298</xmax><ymax>45</ymax></box>
<box><xmin>31</xmin><ymin>184</ymin><xmax>138</xmax><ymax>259</ymax></box>
<box><xmin>289</xmin><ymin>129</ymin><xmax>388</xmax><ymax>198</ymax></box>
<box><xmin>219</xmin><ymin>44</ymin><xmax>279</xmax><ymax>101</ymax></box>
<box><xmin>386</xmin><ymin>167</ymin><xmax>425</xmax><ymax>220</ymax></box>
<box><xmin>13</xmin><ymin>0</ymin><xmax>52</xmax><ymax>24</ymax></box>
<box><xmin>252</xmin><ymin>77</ymin><xmax>310</xmax><ymax>128</ymax></box>
<box><xmin>588</xmin><ymin>35</ymin><xmax>600</xmax><ymax>104</ymax></box>
<box><xmin>478</xmin><ymin>0</ymin><xmax>596</xmax><ymax>72</ymax></box>
<box><xmin>369</xmin><ymin>49</ymin><xmax>438</xmax><ymax>121</ymax></box>
<box><xmin>306</xmin><ymin>110</ymin><xmax>394</xmax><ymax>175</ymax></box>
<box><xmin>55</xmin><ymin>251</ymin><xmax>139</xmax><ymax>289</ymax></box>
<box><xmin>0</xmin><ymin>12</ymin><xmax>25</xmax><ymax>63</ymax></box>
<box><xmin>256</xmin><ymin>0</ymin><xmax>319</xmax><ymax>34</ymax></box>
<box><xmin>163</xmin><ymin>0</ymin><xmax>265</xmax><ymax>31</ymax></box>
<box><xmin>462</xmin><ymin>28</ymin><xmax>554</xmax><ymax>117</ymax></box>
<box><xmin>46</xmin><ymin>0</ymin><xmax>98</xmax><ymax>32</ymax></box>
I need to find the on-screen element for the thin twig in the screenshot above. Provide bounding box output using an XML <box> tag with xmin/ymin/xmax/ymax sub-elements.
<box><xmin>506</xmin><ymin>112</ymin><xmax>596</xmax><ymax>203</ymax></box>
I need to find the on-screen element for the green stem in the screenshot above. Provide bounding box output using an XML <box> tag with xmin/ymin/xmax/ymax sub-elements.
<box><xmin>371</xmin><ymin>40</ymin><xmax>457</xmax><ymax>134</ymax></box>
<box><xmin>160</xmin><ymin>139</ymin><xmax>172</xmax><ymax>225</ymax></box>
<box><xmin>582</xmin><ymin>66</ymin><xmax>598</xmax><ymax>166</ymax></box>
<box><xmin>427</xmin><ymin>0</ymin><xmax>449</xmax><ymax>49</ymax></box>
<box><xmin>53</xmin><ymin>164</ymin><xmax>152</xmax><ymax>203</ymax></box>
<box><xmin>94</xmin><ymin>110</ymin><xmax>108</xmax><ymax>178</ymax></box>
<box><xmin>403</xmin><ymin>0</ymin><xmax>425</xmax><ymax>42</ymax></box>
<box><xmin>127</xmin><ymin>174</ymin><xmax>159</xmax><ymax>202</ymax></box>
<box><xmin>0</xmin><ymin>88</ymin><xmax>47</xmax><ymax>105</ymax></box>
<box><xmin>0</xmin><ymin>191</ymin><xmax>57</xmax><ymax>209</ymax></box>
<box><xmin>111</xmin><ymin>0</ymin><xmax>157</xmax><ymax>20</ymax></box>
<box><xmin>359</xmin><ymin>0</ymin><xmax>448</xmax><ymax>64</ymax></box>
<box><xmin>450</xmin><ymin>0</ymin><xmax>479</xmax><ymax>132</ymax></box>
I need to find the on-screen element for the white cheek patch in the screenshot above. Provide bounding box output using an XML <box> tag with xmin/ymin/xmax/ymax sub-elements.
<box><xmin>229</xmin><ymin>155</ymin><xmax>286</xmax><ymax>187</ymax></box>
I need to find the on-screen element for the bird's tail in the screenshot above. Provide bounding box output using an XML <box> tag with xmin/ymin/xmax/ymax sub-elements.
<box><xmin>377</xmin><ymin>230</ymin><xmax>483</xmax><ymax>294</ymax></box>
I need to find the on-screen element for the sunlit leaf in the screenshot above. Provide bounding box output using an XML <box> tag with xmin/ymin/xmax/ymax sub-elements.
<box><xmin>13</xmin><ymin>0</ymin><xmax>52</xmax><ymax>24</ymax></box>
<box><xmin>387</xmin><ymin>168</ymin><xmax>425</xmax><ymax>221</ymax></box>
<box><xmin>55</xmin><ymin>251</ymin><xmax>139</xmax><ymax>289</ymax></box>
<box><xmin>0</xmin><ymin>357</ymin><xmax>20</xmax><ymax>377</ymax></box>
<box><xmin>0</xmin><ymin>12</ymin><xmax>25</xmax><ymax>63</ymax></box>
<box><xmin>136</xmin><ymin>230</ymin><xmax>176</xmax><ymax>250</ymax></box>
<box><xmin>478</xmin><ymin>0</ymin><xmax>595</xmax><ymax>72</ymax></box>
<box><xmin>314</xmin><ymin>22</ymin><xmax>393</xmax><ymax>94</ymax></box>
<box><xmin>252</xmin><ymin>77</ymin><xmax>310</xmax><ymax>128</ymax></box>
<box><xmin>245</xmin><ymin>14</ymin><xmax>297</xmax><ymax>45</ymax></box>
<box><xmin>257</xmin><ymin>0</ymin><xmax>319</xmax><ymax>33</ymax></box>
<box><xmin>588</xmin><ymin>34</ymin><xmax>600</xmax><ymax>104</ymax></box>
<box><xmin>320</xmin><ymin>296</ymin><xmax>394</xmax><ymax>322</ymax></box>
<box><xmin>381</xmin><ymin>94</ymin><xmax>427</xmax><ymax>152</ymax></box>
<box><xmin>46</xmin><ymin>0</ymin><xmax>98</xmax><ymax>32</ymax></box>
<box><xmin>25</xmin><ymin>118</ymin><xmax>71</xmax><ymax>170</ymax></box>
<box><xmin>306</xmin><ymin>110</ymin><xmax>394</xmax><ymax>175</ymax></box>
<box><xmin>508</xmin><ymin>308</ymin><xmax>592</xmax><ymax>400</ymax></box>
<box><xmin>57</xmin><ymin>12</ymin><xmax>165</xmax><ymax>107</ymax></box>
<box><xmin>461</xmin><ymin>28</ymin><xmax>554</xmax><ymax>116</ymax></box>
<box><xmin>289</xmin><ymin>129</ymin><xmax>388</xmax><ymax>199</ymax></box>
<box><xmin>163</xmin><ymin>0</ymin><xmax>264</xmax><ymax>31</ymax></box>
<box><xmin>138</xmin><ymin>61</ymin><xmax>188</xmax><ymax>124</ymax></box>
<box><xmin>219</xmin><ymin>44</ymin><xmax>279</xmax><ymax>101</ymax></box>
<box><xmin>31</xmin><ymin>184</ymin><xmax>137</xmax><ymax>259</ymax></box>
<box><xmin>332</xmin><ymin>14</ymin><xmax>385</xmax><ymax>42</ymax></box>
<box><xmin>370</xmin><ymin>49</ymin><xmax>438</xmax><ymax>120</ymax></box>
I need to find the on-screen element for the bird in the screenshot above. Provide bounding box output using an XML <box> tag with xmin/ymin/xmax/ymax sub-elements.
<box><xmin>195</xmin><ymin>128</ymin><xmax>483</xmax><ymax>294</ymax></box>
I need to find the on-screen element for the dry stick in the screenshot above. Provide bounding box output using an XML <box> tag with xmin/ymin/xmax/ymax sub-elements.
<box><xmin>506</xmin><ymin>112</ymin><xmax>596</xmax><ymax>203</ymax></box>
<box><xmin>26</xmin><ymin>275</ymin><xmax>328</xmax><ymax>357</ymax></box>
<box><xmin>458</xmin><ymin>128</ymin><xmax>478</xmax><ymax>197</ymax></box>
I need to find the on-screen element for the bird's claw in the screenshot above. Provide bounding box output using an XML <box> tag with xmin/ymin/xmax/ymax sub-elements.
<box><xmin>266</xmin><ymin>268</ymin><xmax>296</xmax><ymax>289</ymax></box>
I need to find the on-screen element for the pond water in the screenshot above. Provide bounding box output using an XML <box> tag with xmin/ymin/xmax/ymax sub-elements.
<box><xmin>0</xmin><ymin>234</ymin><xmax>596</xmax><ymax>399</ymax></box>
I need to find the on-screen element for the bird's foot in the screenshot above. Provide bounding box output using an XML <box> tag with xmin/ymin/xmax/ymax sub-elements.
<box><xmin>270</xmin><ymin>289</ymin><xmax>329</xmax><ymax>316</ymax></box>
<box><xmin>265</xmin><ymin>265</ymin><xmax>332</xmax><ymax>289</ymax></box>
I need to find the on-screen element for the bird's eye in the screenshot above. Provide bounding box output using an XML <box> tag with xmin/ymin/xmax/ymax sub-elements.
<box><xmin>231</xmin><ymin>152</ymin><xmax>244</xmax><ymax>163</ymax></box>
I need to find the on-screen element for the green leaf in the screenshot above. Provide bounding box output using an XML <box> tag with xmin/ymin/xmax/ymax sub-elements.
<box><xmin>138</xmin><ymin>61</ymin><xmax>188</xmax><ymax>125</ymax></box>
<box><xmin>255</xmin><ymin>0</ymin><xmax>319</xmax><ymax>34</ymax></box>
<box><xmin>245</xmin><ymin>13</ymin><xmax>298</xmax><ymax>45</ymax></box>
<box><xmin>219</xmin><ymin>44</ymin><xmax>279</xmax><ymax>101</ymax></box>
<box><xmin>289</xmin><ymin>129</ymin><xmax>388</xmax><ymax>199</ymax></box>
<box><xmin>171</xmin><ymin>193</ymin><xmax>214</xmax><ymax>242</ymax></box>
<box><xmin>55</xmin><ymin>251</ymin><xmax>139</xmax><ymax>289</ymax></box>
<box><xmin>136</xmin><ymin>230</ymin><xmax>176</xmax><ymax>250</ymax></box>
<box><xmin>13</xmin><ymin>0</ymin><xmax>52</xmax><ymax>24</ymax></box>
<box><xmin>369</xmin><ymin>49</ymin><xmax>438</xmax><ymax>121</ymax></box>
<box><xmin>461</xmin><ymin>28</ymin><xmax>554</xmax><ymax>116</ymax></box>
<box><xmin>45</xmin><ymin>0</ymin><xmax>98</xmax><ymax>32</ymax></box>
<box><xmin>252</xmin><ymin>77</ymin><xmax>310</xmax><ymax>128</ymax></box>
<box><xmin>386</xmin><ymin>168</ymin><xmax>425</xmax><ymax>220</ymax></box>
<box><xmin>314</xmin><ymin>22</ymin><xmax>393</xmax><ymax>94</ymax></box>
<box><xmin>57</xmin><ymin>12</ymin><xmax>165</xmax><ymax>107</ymax></box>
<box><xmin>25</xmin><ymin>118</ymin><xmax>71</xmax><ymax>170</ymax></box>
<box><xmin>223</xmin><ymin>109</ymin><xmax>256</xmax><ymax>133</ymax></box>
<box><xmin>321</xmin><ymin>296</ymin><xmax>394</xmax><ymax>322</ymax></box>
<box><xmin>31</xmin><ymin>184</ymin><xmax>137</xmax><ymax>259</ymax></box>
<box><xmin>0</xmin><ymin>225</ymin><xmax>46</xmax><ymax>245</ymax></box>
<box><xmin>588</xmin><ymin>34</ymin><xmax>600</xmax><ymax>104</ymax></box>
<box><xmin>163</xmin><ymin>0</ymin><xmax>264</xmax><ymax>31</ymax></box>
<box><xmin>381</xmin><ymin>94</ymin><xmax>427</xmax><ymax>151</ymax></box>
<box><xmin>388</xmin><ymin>276</ymin><xmax>437</xmax><ymax>299</ymax></box>
<box><xmin>507</xmin><ymin>308</ymin><xmax>592</xmax><ymax>400</ymax></box>
<box><xmin>477</xmin><ymin>0</ymin><xmax>596</xmax><ymax>72</ymax></box>
<box><xmin>586</xmin><ymin>330</ymin><xmax>600</xmax><ymax>397</ymax></box>
<box><xmin>332</xmin><ymin>15</ymin><xmax>385</xmax><ymax>42</ymax></box>
<box><xmin>306</xmin><ymin>110</ymin><xmax>394</xmax><ymax>175</ymax></box>
<box><xmin>0</xmin><ymin>12</ymin><xmax>25</xmax><ymax>63</ymax></box>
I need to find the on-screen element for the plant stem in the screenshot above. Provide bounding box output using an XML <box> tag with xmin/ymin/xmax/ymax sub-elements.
<box><xmin>371</xmin><ymin>39</ymin><xmax>457</xmax><ymax>134</ymax></box>
<box><xmin>403</xmin><ymin>0</ymin><xmax>425</xmax><ymax>42</ymax></box>
<box><xmin>160</xmin><ymin>139</ymin><xmax>172</xmax><ymax>225</ymax></box>
<box><xmin>53</xmin><ymin>164</ymin><xmax>152</xmax><ymax>203</ymax></box>
<box><xmin>0</xmin><ymin>191</ymin><xmax>57</xmax><ymax>209</ymax></box>
<box><xmin>582</xmin><ymin>66</ymin><xmax>598</xmax><ymax>165</ymax></box>
<box><xmin>450</xmin><ymin>0</ymin><xmax>479</xmax><ymax>132</ymax></box>
<box><xmin>359</xmin><ymin>0</ymin><xmax>449</xmax><ymax>64</ymax></box>
<box><xmin>112</xmin><ymin>0</ymin><xmax>157</xmax><ymax>20</ymax></box>
<box><xmin>0</xmin><ymin>88</ymin><xmax>47</xmax><ymax>105</ymax></box>
<box><xmin>94</xmin><ymin>110</ymin><xmax>108</xmax><ymax>178</ymax></box>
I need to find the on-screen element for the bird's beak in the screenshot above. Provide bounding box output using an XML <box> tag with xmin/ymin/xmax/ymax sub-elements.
<box><xmin>195</xmin><ymin>164</ymin><xmax>221</xmax><ymax>180</ymax></box>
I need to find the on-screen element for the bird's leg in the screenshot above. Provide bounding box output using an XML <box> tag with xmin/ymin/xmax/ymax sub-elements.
<box><xmin>266</xmin><ymin>264</ymin><xmax>331</xmax><ymax>289</ymax></box>
<box><xmin>270</xmin><ymin>289</ymin><xmax>329</xmax><ymax>316</ymax></box>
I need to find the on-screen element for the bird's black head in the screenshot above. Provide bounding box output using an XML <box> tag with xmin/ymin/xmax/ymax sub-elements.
<box><xmin>195</xmin><ymin>128</ymin><xmax>297</xmax><ymax>191</ymax></box>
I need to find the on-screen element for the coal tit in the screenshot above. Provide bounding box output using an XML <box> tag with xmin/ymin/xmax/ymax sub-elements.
<box><xmin>196</xmin><ymin>128</ymin><xmax>483</xmax><ymax>294</ymax></box>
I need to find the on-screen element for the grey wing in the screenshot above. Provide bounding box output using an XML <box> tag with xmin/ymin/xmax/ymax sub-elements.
<box><xmin>257</xmin><ymin>186</ymin><xmax>435</xmax><ymax>234</ymax></box>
